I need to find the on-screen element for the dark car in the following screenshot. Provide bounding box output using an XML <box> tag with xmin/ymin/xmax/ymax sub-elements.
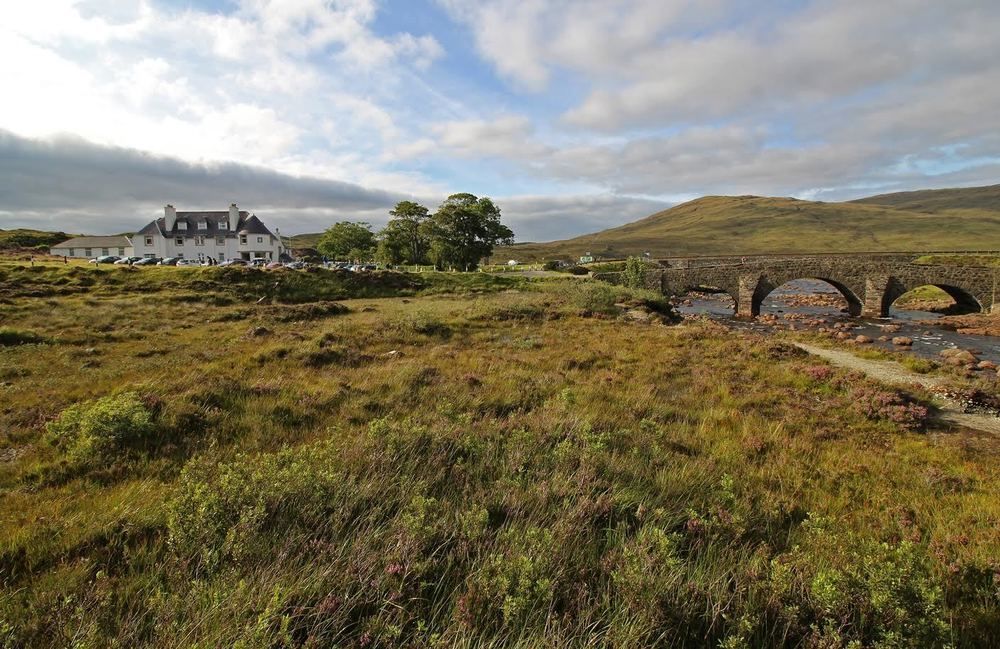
<box><xmin>219</xmin><ymin>259</ymin><xmax>248</xmax><ymax>267</ymax></box>
<box><xmin>88</xmin><ymin>255</ymin><xmax>120</xmax><ymax>264</ymax></box>
<box><xmin>157</xmin><ymin>257</ymin><xmax>181</xmax><ymax>266</ymax></box>
<box><xmin>133</xmin><ymin>257</ymin><xmax>160</xmax><ymax>266</ymax></box>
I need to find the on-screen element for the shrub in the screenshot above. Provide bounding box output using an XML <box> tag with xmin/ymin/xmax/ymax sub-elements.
<box><xmin>622</xmin><ymin>256</ymin><xmax>646</xmax><ymax>289</ymax></box>
<box><xmin>168</xmin><ymin>445</ymin><xmax>344</xmax><ymax>572</ymax></box>
<box><xmin>0</xmin><ymin>327</ymin><xmax>46</xmax><ymax>346</ymax></box>
<box><xmin>850</xmin><ymin>385</ymin><xmax>930</xmax><ymax>431</ymax></box>
<box><xmin>802</xmin><ymin>365</ymin><xmax>834</xmax><ymax>382</ymax></box>
<box><xmin>901</xmin><ymin>356</ymin><xmax>937</xmax><ymax>374</ymax></box>
<box><xmin>565</xmin><ymin>265</ymin><xmax>590</xmax><ymax>275</ymax></box>
<box><xmin>45</xmin><ymin>392</ymin><xmax>155</xmax><ymax>466</ymax></box>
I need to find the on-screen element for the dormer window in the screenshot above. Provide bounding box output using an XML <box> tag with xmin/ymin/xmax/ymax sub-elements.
<box><xmin>198</xmin><ymin>221</ymin><xmax>207</xmax><ymax>230</ymax></box>
<box><xmin>177</xmin><ymin>221</ymin><xmax>187</xmax><ymax>230</ymax></box>
<box><xmin>219</xmin><ymin>221</ymin><xmax>228</xmax><ymax>230</ymax></box>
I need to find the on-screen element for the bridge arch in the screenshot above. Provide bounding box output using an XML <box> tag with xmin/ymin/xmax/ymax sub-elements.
<box><xmin>880</xmin><ymin>279</ymin><xmax>983</xmax><ymax>317</ymax></box>
<box><xmin>745</xmin><ymin>275</ymin><xmax>863</xmax><ymax>318</ymax></box>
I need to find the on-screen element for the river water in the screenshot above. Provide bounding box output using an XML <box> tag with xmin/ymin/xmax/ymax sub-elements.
<box><xmin>674</xmin><ymin>279</ymin><xmax>1000</xmax><ymax>365</ymax></box>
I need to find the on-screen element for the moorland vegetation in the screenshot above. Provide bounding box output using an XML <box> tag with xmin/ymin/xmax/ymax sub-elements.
<box><xmin>0</xmin><ymin>262</ymin><xmax>998</xmax><ymax>647</ymax></box>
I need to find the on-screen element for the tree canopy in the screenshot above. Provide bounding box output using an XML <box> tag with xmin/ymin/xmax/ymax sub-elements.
<box><xmin>317</xmin><ymin>222</ymin><xmax>376</xmax><ymax>261</ymax></box>
<box><xmin>377</xmin><ymin>201</ymin><xmax>430</xmax><ymax>265</ymax></box>
<box><xmin>423</xmin><ymin>193</ymin><xmax>514</xmax><ymax>270</ymax></box>
<box><xmin>315</xmin><ymin>194</ymin><xmax>513</xmax><ymax>269</ymax></box>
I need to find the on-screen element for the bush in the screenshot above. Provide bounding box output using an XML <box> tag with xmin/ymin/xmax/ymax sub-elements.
<box><xmin>168</xmin><ymin>446</ymin><xmax>344</xmax><ymax>572</ymax></box>
<box><xmin>565</xmin><ymin>265</ymin><xmax>590</xmax><ymax>275</ymax></box>
<box><xmin>0</xmin><ymin>327</ymin><xmax>46</xmax><ymax>346</ymax></box>
<box><xmin>622</xmin><ymin>256</ymin><xmax>646</xmax><ymax>289</ymax></box>
<box><xmin>850</xmin><ymin>385</ymin><xmax>930</xmax><ymax>431</ymax></box>
<box><xmin>45</xmin><ymin>392</ymin><xmax>155</xmax><ymax>466</ymax></box>
<box><xmin>772</xmin><ymin>520</ymin><xmax>952</xmax><ymax>647</ymax></box>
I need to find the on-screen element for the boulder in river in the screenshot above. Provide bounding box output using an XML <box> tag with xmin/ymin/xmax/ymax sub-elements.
<box><xmin>940</xmin><ymin>348</ymin><xmax>978</xmax><ymax>366</ymax></box>
<box><xmin>977</xmin><ymin>360</ymin><xmax>996</xmax><ymax>370</ymax></box>
<box><xmin>892</xmin><ymin>336</ymin><xmax>914</xmax><ymax>347</ymax></box>
<box><xmin>835</xmin><ymin>332</ymin><xmax>851</xmax><ymax>341</ymax></box>
<box><xmin>854</xmin><ymin>335</ymin><xmax>873</xmax><ymax>344</ymax></box>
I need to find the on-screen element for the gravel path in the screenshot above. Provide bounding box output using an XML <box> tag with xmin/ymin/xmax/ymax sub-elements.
<box><xmin>794</xmin><ymin>342</ymin><xmax>1000</xmax><ymax>435</ymax></box>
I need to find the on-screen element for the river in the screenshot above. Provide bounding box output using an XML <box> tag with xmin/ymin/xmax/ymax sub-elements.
<box><xmin>674</xmin><ymin>279</ymin><xmax>1000</xmax><ymax>365</ymax></box>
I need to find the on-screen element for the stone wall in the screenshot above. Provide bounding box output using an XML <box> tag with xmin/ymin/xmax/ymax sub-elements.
<box><xmin>596</xmin><ymin>256</ymin><xmax>999</xmax><ymax>318</ymax></box>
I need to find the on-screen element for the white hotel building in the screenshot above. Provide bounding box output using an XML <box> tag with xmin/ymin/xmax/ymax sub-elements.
<box><xmin>132</xmin><ymin>204</ymin><xmax>286</xmax><ymax>262</ymax></box>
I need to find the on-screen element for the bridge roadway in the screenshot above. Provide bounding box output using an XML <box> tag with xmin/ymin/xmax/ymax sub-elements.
<box><xmin>594</xmin><ymin>253</ymin><xmax>999</xmax><ymax>318</ymax></box>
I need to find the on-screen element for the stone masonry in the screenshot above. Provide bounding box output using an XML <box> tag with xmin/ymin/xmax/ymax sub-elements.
<box><xmin>596</xmin><ymin>255</ymin><xmax>999</xmax><ymax>318</ymax></box>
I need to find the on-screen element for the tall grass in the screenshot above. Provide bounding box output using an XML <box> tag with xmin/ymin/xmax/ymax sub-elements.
<box><xmin>0</xmin><ymin>270</ymin><xmax>997</xmax><ymax>646</ymax></box>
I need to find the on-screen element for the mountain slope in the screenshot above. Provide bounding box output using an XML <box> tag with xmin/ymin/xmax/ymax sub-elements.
<box><xmin>499</xmin><ymin>189</ymin><xmax>1000</xmax><ymax>261</ymax></box>
<box><xmin>851</xmin><ymin>184</ymin><xmax>1000</xmax><ymax>213</ymax></box>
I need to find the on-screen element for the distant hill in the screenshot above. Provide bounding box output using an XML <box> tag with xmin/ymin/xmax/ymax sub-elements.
<box><xmin>497</xmin><ymin>186</ymin><xmax>1000</xmax><ymax>262</ymax></box>
<box><xmin>851</xmin><ymin>183</ymin><xmax>1000</xmax><ymax>213</ymax></box>
<box><xmin>288</xmin><ymin>232</ymin><xmax>322</xmax><ymax>249</ymax></box>
<box><xmin>0</xmin><ymin>228</ymin><xmax>75</xmax><ymax>250</ymax></box>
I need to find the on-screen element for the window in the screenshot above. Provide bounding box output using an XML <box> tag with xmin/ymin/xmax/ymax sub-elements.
<box><xmin>118</xmin><ymin>248</ymin><xmax>125</xmax><ymax>255</ymax></box>
<box><xmin>257</xmin><ymin>236</ymin><xmax>263</xmax><ymax>243</ymax></box>
<box><xmin>144</xmin><ymin>254</ymin><xmax>154</xmax><ymax>258</ymax></box>
<box><xmin>69</xmin><ymin>248</ymin><xmax>75</xmax><ymax>256</ymax></box>
<box><xmin>177</xmin><ymin>222</ymin><xmax>187</xmax><ymax>230</ymax></box>
<box><xmin>175</xmin><ymin>237</ymin><xmax>184</xmax><ymax>246</ymax></box>
<box><xmin>144</xmin><ymin>236</ymin><xmax>153</xmax><ymax>246</ymax></box>
<box><xmin>240</xmin><ymin>235</ymin><xmax>247</xmax><ymax>245</ymax></box>
<box><xmin>219</xmin><ymin>221</ymin><xmax>228</xmax><ymax>230</ymax></box>
<box><xmin>216</xmin><ymin>236</ymin><xmax>225</xmax><ymax>246</ymax></box>
<box><xmin>194</xmin><ymin>236</ymin><xmax>205</xmax><ymax>246</ymax></box>
<box><xmin>85</xmin><ymin>248</ymin><xmax>92</xmax><ymax>257</ymax></box>
<box><xmin>198</xmin><ymin>221</ymin><xmax>207</xmax><ymax>230</ymax></box>
<box><xmin>102</xmin><ymin>248</ymin><xmax>109</xmax><ymax>256</ymax></box>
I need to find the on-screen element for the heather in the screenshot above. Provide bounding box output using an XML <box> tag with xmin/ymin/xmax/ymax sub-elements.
<box><xmin>0</xmin><ymin>262</ymin><xmax>997</xmax><ymax>647</ymax></box>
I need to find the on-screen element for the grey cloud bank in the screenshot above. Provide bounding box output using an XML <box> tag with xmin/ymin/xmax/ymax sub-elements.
<box><xmin>0</xmin><ymin>131</ymin><xmax>663</xmax><ymax>240</ymax></box>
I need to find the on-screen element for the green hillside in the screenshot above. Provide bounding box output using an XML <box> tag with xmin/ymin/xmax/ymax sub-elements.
<box><xmin>499</xmin><ymin>189</ymin><xmax>1000</xmax><ymax>261</ymax></box>
<box><xmin>0</xmin><ymin>228</ymin><xmax>74</xmax><ymax>250</ymax></box>
<box><xmin>852</xmin><ymin>183</ymin><xmax>1000</xmax><ymax>213</ymax></box>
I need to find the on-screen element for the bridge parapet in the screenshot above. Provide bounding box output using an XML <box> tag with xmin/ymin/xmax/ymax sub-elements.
<box><xmin>596</xmin><ymin>255</ymin><xmax>998</xmax><ymax>318</ymax></box>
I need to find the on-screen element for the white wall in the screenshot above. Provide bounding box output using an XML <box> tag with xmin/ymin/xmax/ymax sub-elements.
<box><xmin>51</xmin><ymin>244</ymin><xmax>134</xmax><ymax>258</ymax></box>
<box><xmin>132</xmin><ymin>232</ymin><xmax>283</xmax><ymax>260</ymax></box>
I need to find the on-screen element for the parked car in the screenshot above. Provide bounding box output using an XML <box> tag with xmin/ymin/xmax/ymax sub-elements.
<box><xmin>113</xmin><ymin>256</ymin><xmax>143</xmax><ymax>265</ymax></box>
<box><xmin>219</xmin><ymin>259</ymin><xmax>248</xmax><ymax>267</ymax></box>
<box><xmin>284</xmin><ymin>261</ymin><xmax>307</xmax><ymax>270</ymax></box>
<box><xmin>175</xmin><ymin>259</ymin><xmax>201</xmax><ymax>267</ymax></box>
<box><xmin>157</xmin><ymin>257</ymin><xmax>181</xmax><ymax>266</ymax></box>
<box><xmin>265</xmin><ymin>262</ymin><xmax>284</xmax><ymax>270</ymax></box>
<box><xmin>88</xmin><ymin>255</ymin><xmax>120</xmax><ymax>264</ymax></box>
<box><xmin>133</xmin><ymin>257</ymin><xmax>160</xmax><ymax>266</ymax></box>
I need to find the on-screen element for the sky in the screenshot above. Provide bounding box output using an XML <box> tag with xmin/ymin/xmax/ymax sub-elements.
<box><xmin>2</xmin><ymin>0</ymin><xmax>999</xmax><ymax>240</ymax></box>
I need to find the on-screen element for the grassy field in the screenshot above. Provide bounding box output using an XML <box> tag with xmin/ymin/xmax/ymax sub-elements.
<box><xmin>1</xmin><ymin>263</ymin><xmax>999</xmax><ymax>647</ymax></box>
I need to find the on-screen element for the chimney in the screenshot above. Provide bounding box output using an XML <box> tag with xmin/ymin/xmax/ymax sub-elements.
<box><xmin>164</xmin><ymin>204</ymin><xmax>176</xmax><ymax>230</ymax></box>
<box><xmin>229</xmin><ymin>203</ymin><xmax>239</xmax><ymax>231</ymax></box>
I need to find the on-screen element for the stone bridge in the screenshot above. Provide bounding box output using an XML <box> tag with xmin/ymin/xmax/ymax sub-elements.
<box><xmin>596</xmin><ymin>254</ymin><xmax>999</xmax><ymax>318</ymax></box>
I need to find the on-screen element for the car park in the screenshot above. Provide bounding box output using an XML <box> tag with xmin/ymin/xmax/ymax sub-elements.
<box><xmin>88</xmin><ymin>255</ymin><xmax>121</xmax><ymax>264</ymax></box>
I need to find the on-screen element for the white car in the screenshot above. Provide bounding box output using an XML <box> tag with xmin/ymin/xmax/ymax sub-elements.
<box><xmin>175</xmin><ymin>259</ymin><xmax>201</xmax><ymax>267</ymax></box>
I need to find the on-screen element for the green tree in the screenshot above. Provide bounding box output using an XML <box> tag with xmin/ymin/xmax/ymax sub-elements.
<box><xmin>317</xmin><ymin>222</ymin><xmax>376</xmax><ymax>261</ymax></box>
<box><xmin>377</xmin><ymin>201</ymin><xmax>430</xmax><ymax>265</ymax></box>
<box><xmin>423</xmin><ymin>193</ymin><xmax>514</xmax><ymax>270</ymax></box>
